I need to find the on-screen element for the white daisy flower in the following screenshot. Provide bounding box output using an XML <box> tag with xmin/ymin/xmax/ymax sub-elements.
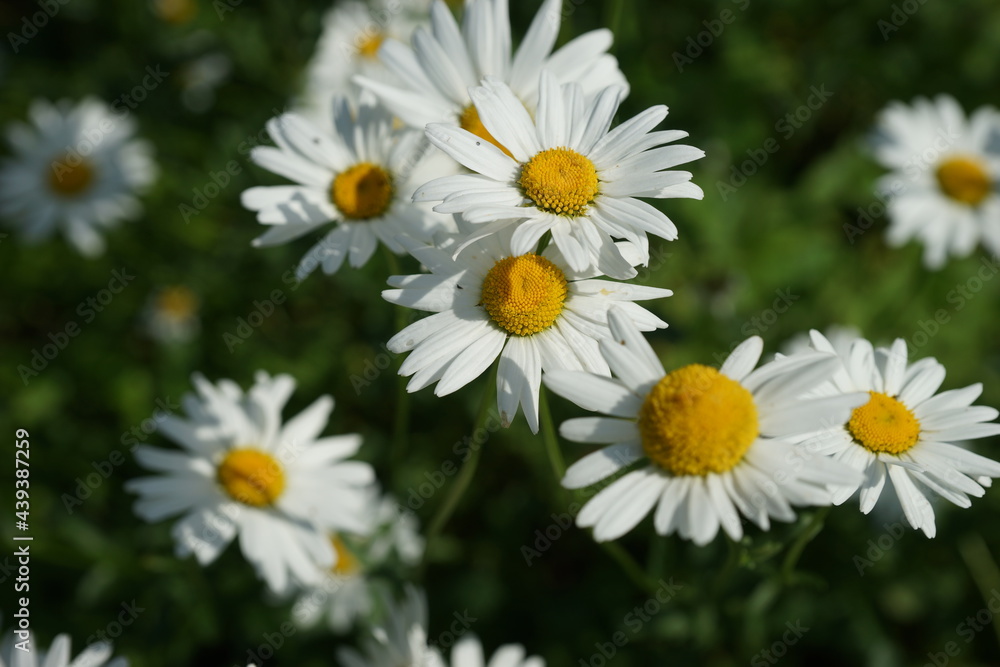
<box><xmin>383</xmin><ymin>228</ymin><xmax>672</xmax><ymax>432</ymax></box>
<box><xmin>337</xmin><ymin>587</ymin><xmax>445</xmax><ymax>667</ymax></box>
<box><xmin>357</xmin><ymin>0</ymin><xmax>627</xmax><ymax>142</ymax></box>
<box><xmin>415</xmin><ymin>74</ymin><xmax>704</xmax><ymax>280</ymax></box>
<box><xmin>298</xmin><ymin>0</ymin><xmax>431</xmax><ymax>129</ymax></box>
<box><xmin>870</xmin><ymin>94</ymin><xmax>1000</xmax><ymax>268</ymax></box>
<box><xmin>125</xmin><ymin>371</ymin><xmax>376</xmax><ymax>595</ymax></box>
<box><xmin>543</xmin><ymin>308</ymin><xmax>864</xmax><ymax>545</ymax></box>
<box><xmin>791</xmin><ymin>330</ymin><xmax>1000</xmax><ymax>538</ymax></box>
<box><xmin>0</xmin><ymin>97</ymin><xmax>156</xmax><ymax>256</ymax></box>
<box><xmin>142</xmin><ymin>285</ymin><xmax>200</xmax><ymax>344</ymax></box>
<box><xmin>449</xmin><ymin>635</ymin><xmax>544</xmax><ymax>667</ymax></box>
<box><xmin>293</xmin><ymin>495</ymin><xmax>425</xmax><ymax>633</ymax></box>
<box><xmin>0</xmin><ymin>631</ymin><xmax>126</xmax><ymax>667</ymax></box>
<box><xmin>240</xmin><ymin>96</ymin><xmax>456</xmax><ymax>281</ymax></box>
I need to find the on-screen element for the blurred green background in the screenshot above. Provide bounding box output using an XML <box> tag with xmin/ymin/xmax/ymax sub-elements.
<box><xmin>3</xmin><ymin>0</ymin><xmax>1000</xmax><ymax>665</ymax></box>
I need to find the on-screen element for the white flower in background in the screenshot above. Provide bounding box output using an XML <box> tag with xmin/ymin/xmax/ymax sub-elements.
<box><xmin>0</xmin><ymin>631</ymin><xmax>126</xmax><ymax>667</ymax></box>
<box><xmin>449</xmin><ymin>635</ymin><xmax>544</xmax><ymax>667</ymax></box>
<box><xmin>544</xmin><ymin>308</ymin><xmax>864</xmax><ymax>545</ymax></box>
<box><xmin>384</xmin><ymin>229</ymin><xmax>671</xmax><ymax>432</ymax></box>
<box><xmin>125</xmin><ymin>371</ymin><xmax>376</xmax><ymax>595</ymax></box>
<box><xmin>241</xmin><ymin>96</ymin><xmax>456</xmax><ymax>280</ymax></box>
<box><xmin>178</xmin><ymin>53</ymin><xmax>233</xmax><ymax>114</ymax></box>
<box><xmin>870</xmin><ymin>94</ymin><xmax>1000</xmax><ymax>268</ymax></box>
<box><xmin>357</xmin><ymin>0</ymin><xmax>628</xmax><ymax>142</ymax></box>
<box><xmin>416</xmin><ymin>74</ymin><xmax>703</xmax><ymax>280</ymax></box>
<box><xmin>791</xmin><ymin>330</ymin><xmax>1000</xmax><ymax>538</ymax></box>
<box><xmin>294</xmin><ymin>495</ymin><xmax>425</xmax><ymax>633</ymax></box>
<box><xmin>0</xmin><ymin>98</ymin><xmax>156</xmax><ymax>256</ymax></box>
<box><xmin>143</xmin><ymin>285</ymin><xmax>200</xmax><ymax>344</ymax></box>
<box><xmin>299</xmin><ymin>0</ymin><xmax>431</xmax><ymax>129</ymax></box>
<box><xmin>337</xmin><ymin>587</ymin><xmax>445</xmax><ymax>667</ymax></box>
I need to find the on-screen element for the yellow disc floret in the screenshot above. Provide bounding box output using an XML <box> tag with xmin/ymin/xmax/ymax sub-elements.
<box><xmin>519</xmin><ymin>147</ymin><xmax>598</xmax><ymax>216</ymax></box>
<box><xmin>936</xmin><ymin>156</ymin><xmax>992</xmax><ymax>206</ymax></box>
<box><xmin>330</xmin><ymin>535</ymin><xmax>361</xmax><ymax>576</ymax></box>
<box><xmin>847</xmin><ymin>391</ymin><xmax>921</xmax><ymax>455</ymax></box>
<box><xmin>459</xmin><ymin>103</ymin><xmax>513</xmax><ymax>158</ymax></box>
<box><xmin>156</xmin><ymin>286</ymin><xmax>198</xmax><ymax>319</ymax></box>
<box><xmin>331</xmin><ymin>162</ymin><xmax>393</xmax><ymax>220</ymax></box>
<box><xmin>480</xmin><ymin>254</ymin><xmax>568</xmax><ymax>336</ymax></box>
<box><xmin>357</xmin><ymin>31</ymin><xmax>384</xmax><ymax>58</ymax></box>
<box><xmin>48</xmin><ymin>156</ymin><xmax>95</xmax><ymax>197</ymax></box>
<box><xmin>217</xmin><ymin>448</ymin><xmax>285</xmax><ymax>507</ymax></box>
<box><xmin>638</xmin><ymin>364</ymin><xmax>759</xmax><ymax>476</ymax></box>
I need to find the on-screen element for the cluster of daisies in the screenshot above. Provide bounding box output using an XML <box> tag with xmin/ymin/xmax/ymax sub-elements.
<box><xmin>4</xmin><ymin>0</ymin><xmax>1000</xmax><ymax>664</ymax></box>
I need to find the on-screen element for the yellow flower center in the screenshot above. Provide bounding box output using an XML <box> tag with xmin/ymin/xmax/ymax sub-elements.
<box><xmin>847</xmin><ymin>391</ymin><xmax>921</xmax><ymax>455</ymax></box>
<box><xmin>216</xmin><ymin>448</ymin><xmax>285</xmax><ymax>507</ymax></box>
<box><xmin>156</xmin><ymin>286</ymin><xmax>197</xmax><ymax>319</ymax></box>
<box><xmin>330</xmin><ymin>163</ymin><xmax>393</xmax><ymax>220</ymax></box>
<box><xmin>936</xmin><ymin>156</ymin><xmax>992</xmax><ymax>206</ymax></box>
<box><xmin>519</xmin><ymin>147</ymin><xmax>598</xmax><ymax>216</ymax></box>
<box><xmin>459</xmin><ymin>103</ymin><xmax>512</xmax><ymax>158</ymax></box>
<box><xmin>638</xmin><ymin>365</ymin><xmax>759</xmax><ymax>476</ymax></box>
<box><xmin>330</xmin><ymin>535</ymin><xmax>361</xmax><ymax>576</ymax></box>
<box><xmin>357</xmin><ymin>31</ymin><xmax>384</xmax><ymax>59</ymax></box>
<box><xmin>480</xmin><ymin>254</ymin><xmax>568</xmax><ymax>336</ymax></box>
<box><xmin>48</xmin><ymin>156</ymin><xmax>95</xmax><ymax>197</ymax></box>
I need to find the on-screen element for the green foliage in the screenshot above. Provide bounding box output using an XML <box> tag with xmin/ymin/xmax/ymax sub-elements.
<box><xmin>3</xmin><ymin>0</ymin><xmax>1000</xmax><ymax>665</ymax></box>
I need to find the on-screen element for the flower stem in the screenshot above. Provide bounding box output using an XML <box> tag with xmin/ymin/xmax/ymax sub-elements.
<box><xmin>601</xmin><ymin>541</ymin><xmax>660</xmax><ymax>594</ymax></box>
<box><xmin>423</xmin><ymin>368</ymin><xmax>497</xmax><ymax>552</ymax></box>
<box><xmin>539</xmin><ymin>387</ymin><xmax>565</xmax><ymax>480</ymax></box>
<box><xmin>781</xmin><ymin>506</ymin><xmax>829</xmax><ymax>582</ymax></box>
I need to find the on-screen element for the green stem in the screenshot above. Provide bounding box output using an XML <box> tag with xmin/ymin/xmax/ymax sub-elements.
<box><xmin>958</xmin><ymin>534</ymin><xmax>1000</xmax><ymax>650</ymax></box>
<box><xmin>424</xmin><ymin>369</ymin><xmax>497</xmax><ymax>549</ymax></box>
<box><xmin>539</xmin><ymin>387</ymin><xmax>565</xmax><ymax>480</ymax></box>
<box><xmin>780</xmin><ymin>506</ymin><xmax>829</xmax><ymax>582</ymax></box>
<box><xmin>601</xmin><ymin>541</ymin><xmax>660</xmax><ymax>594</ymax></box>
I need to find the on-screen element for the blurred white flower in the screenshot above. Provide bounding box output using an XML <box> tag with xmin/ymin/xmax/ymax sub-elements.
<box><xmin>870</xmin><ymin>94</ymin><xmax>1000</xmax><ymax>268</ymax></box>
<box><xmin>0</xmin><ymin>97</ymin><xmax>157</xmax><ymax>256</ymax></box>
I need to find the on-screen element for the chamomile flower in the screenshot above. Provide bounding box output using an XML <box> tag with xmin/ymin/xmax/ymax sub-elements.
<box><xmin>383</xmin><ymin>228</ymin><xmax>672</xmax><ymax>433</ymax></box>
<box><xmin>143</xmin><ymin>285</ymin><xmax>200</xmax><ymax>343</ymax></box>
<box><xmin>293</xmin><ymin>496</ymin><xmax>424</xmax><ymax>633</ymax></box>
<box><xmin>416</xmin><ymin>74</ymin><xmax>704</xmax><ymax>279</ymax></box>
<box><xmin>544</xmin><ymin>308</ymin><xmax>864</xmax><ymax>545</ymax></box>
<box><xmin>0</xmin><ymin>97</ymin><xmax>156</xmax><ymax>256</ymax></box>
<box><xmin>0</xmin><ymin>631</ymin><xmax>126</xmax><ymax>667</ymax></box>
<box><xmin>791</xmin><ymin>330</ymin><xmax>1000</xmax><ymax>538</ymax></box>
<box><xmin>299</xmin><ymin>0</ymin><xmax>431</xmax><ymax>128</ymax></box>
<box><xmin>241</xmin><ymin>96</ymin><xmax>456</xmax><ymax>280</ymax></box>
<box><xmin>356</xmin><ymin>0</ymin><xmax>627</xmax><ymax>139</ymax></box>
<box><xmin>449</xmin><ymin>635</ymin><xmax>544</xmax><ymax>667</ymax></box>
<box><xmin>337</xmin><ymin>587</ymin><xmax>445</xmax><ymax>667</ymax></box>
<box><xmin>125</xmin><ymin>371</ymin><xmax>376</xmax><ymax>595</ymax></box>
<box><xmin>870</xmin><ymin>94</ymin><xmax>1000</xmax><ymax>268</ymax></box>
